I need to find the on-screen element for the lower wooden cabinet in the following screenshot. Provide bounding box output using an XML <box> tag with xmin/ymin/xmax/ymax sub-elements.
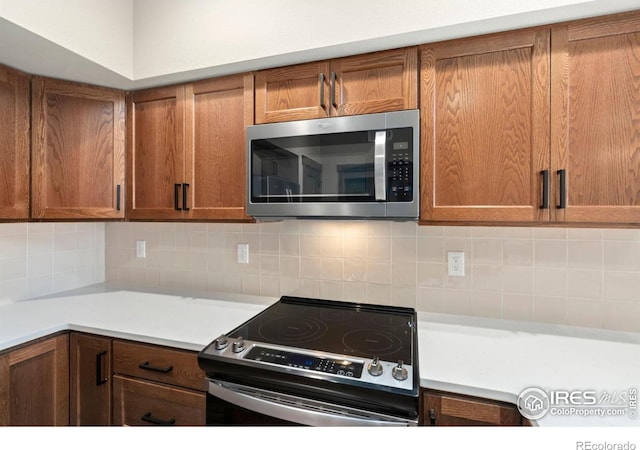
<box><xmin>0</xmin><ymin>334</ymin><xmax>69</xmax><ymax>426</ymax></box>
<box><xmin>113</xmin><ymin>375</ymin><xmax>205</xmax><ymax>426</ymax></box>
<box><xmin>422</xmin><ymin>389</ymin><xmax>522</xmax><ymax>426</ymax></box>
<box><xmin>112</xmin><ymin>339</ymin><xmax>206</xmax><ymax>426</ymax></box>
<box><xmin>69</xmin><ymin>333</ymin><xmax>112</xmax><ymax>425</ymax></box>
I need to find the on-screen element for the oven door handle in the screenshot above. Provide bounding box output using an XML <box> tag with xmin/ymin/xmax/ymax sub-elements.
<box><xmin>208</xmin><ymin>379</ymin><xmax>414</xmax><ymax>426</ymax></box>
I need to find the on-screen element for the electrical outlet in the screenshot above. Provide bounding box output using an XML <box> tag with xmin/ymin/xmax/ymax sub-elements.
<box><xmin>448</xmin><ymin>251</ymin><xmax>464</xmax><ymax>276</ymax></box>
<box><xmin>136</xmin><ymin>240</ymin><xmax>146</xmax><ymax>258</ymax></box>
<box><xmin>237</xmin><ymin>243</ymin><xmax>249</xmax><ymax>264</ymax></box>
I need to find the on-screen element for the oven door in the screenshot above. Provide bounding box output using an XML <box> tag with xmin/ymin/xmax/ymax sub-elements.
<box><xmin>206</xmin><ymin>379</ymin><xmax>416</xmax><ymax>426</ymax></box>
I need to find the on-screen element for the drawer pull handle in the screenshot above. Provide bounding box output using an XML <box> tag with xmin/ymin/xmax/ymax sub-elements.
<box><xmin>138</xmin><ymin>361</ymin><xmax>174</xmax><ymax>374</ymax></box>
<box><xmin>429</xmin><ymin>408</ymin><xmax>437</xmax><ymax>426</ymax></box>
<box><xmin>141</xmin><ymin>412</ymin><xmax>176</xmax><ymax>426</ymax></box>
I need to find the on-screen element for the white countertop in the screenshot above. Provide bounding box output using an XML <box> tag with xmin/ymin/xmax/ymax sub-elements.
<box><xmin>1</xmin><ymin>284</ymin><xmax>638</xmax><ymax>427</ymax></box>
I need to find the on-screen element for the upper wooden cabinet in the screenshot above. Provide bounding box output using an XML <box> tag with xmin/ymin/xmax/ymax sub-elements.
<box><xmin>127</xmin><ymin>74</ymin><xmax>253</xmax><ymax>221</ymax></box>
<box><xmin>551</xmin><ymin>12</ymin><xmax>640</xmax><ymax>224</ymax></box>
<box><xmin>31</xmin><ymin>77</ymin><xmax>125</xmax><ymax>219</ymax></box>
<box><xmin>420</xmin><ymin>10</ymin><xmax>640</xmax><ymax>225</ymax></box>
<box><xmin>255</xmin><ymin>47</ymin><xmax>418</xmax><ymax>124</ymax></box>
<box><xmin>127</xmin><ymin>84</ymin><xmax>185</xmax><ymax>220</ymax></box>
<box><xmin>420</xmin><ymin>28</ymin><xmax>551</xmax><ymax>223</ymax></box>
<box><xmin>0</xmin><ymin>65</ymin><xmax>30</xmax><ymax>220</ymax></box>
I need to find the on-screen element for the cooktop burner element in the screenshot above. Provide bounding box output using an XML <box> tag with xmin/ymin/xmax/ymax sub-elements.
<box><xmin>342</xmin><ymin>329</ymin><xmax>404</xmax><ymax>358</ymax></box>
<box><xmin>258</xmin><ymin>316</ymin><xmax>328</xmax><ymax>344</ymax></box>
<box><xmin>197</xmin><ymin>295</ymin><xmax>420</xmax><ymax>425</ymax></box>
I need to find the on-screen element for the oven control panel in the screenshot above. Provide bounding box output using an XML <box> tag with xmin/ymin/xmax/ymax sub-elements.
<box><xmin>245</xmin><ymin>346</ymin><xmax>364</xmax><ymax>378</ymax></box>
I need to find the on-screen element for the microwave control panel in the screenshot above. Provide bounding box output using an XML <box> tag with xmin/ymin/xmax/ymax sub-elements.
<box><xmin>388</xmin><ymin>141</ymin><xmax>413</xmax><ymax>202</ymax></box>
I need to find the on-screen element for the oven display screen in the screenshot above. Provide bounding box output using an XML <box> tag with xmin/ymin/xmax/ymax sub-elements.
<box><xmin>245</xmin><ymin>346</ymin><xmax>363</xmax><ymax>378</ymax></box>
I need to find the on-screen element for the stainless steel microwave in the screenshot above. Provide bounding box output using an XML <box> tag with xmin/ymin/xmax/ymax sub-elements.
<box><xmin>246</xmin><ymin>109</ymin><xmax>419</xmax><ymax>220</ymax></box>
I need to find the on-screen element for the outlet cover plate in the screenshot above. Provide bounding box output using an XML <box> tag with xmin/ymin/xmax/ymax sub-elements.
<box><xmin>448</xmin><ymin>251</ymin><xmax>465</xmax><ymax>276</ymax></box>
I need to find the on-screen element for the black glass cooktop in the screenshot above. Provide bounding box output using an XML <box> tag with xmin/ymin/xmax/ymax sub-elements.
<box><xmin>227</xmin><ymin>296</ymin><xmax>415</xmax><ymax>364</ymax></box>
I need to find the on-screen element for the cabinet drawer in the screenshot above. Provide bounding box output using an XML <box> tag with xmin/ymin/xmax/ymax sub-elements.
<box><xmin>422</xmin><ymin>390</ymin><xmax>522</xmax><ymax>426</ymax></box>
<box><xmin>113</xmin><ymin>375</ymin><xmax>205</xmax><ymax>426</ymax></box>
<box><xmin>112</xmin><ymin>340</ymin><xmax>206</xmax><ymax>391</ymax></box>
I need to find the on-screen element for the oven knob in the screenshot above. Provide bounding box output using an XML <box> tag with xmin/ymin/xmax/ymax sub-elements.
<box><xmin>232</xmin><ymin>337</ymin><xmax>246</xmax><ymax>353</ymax></box>
<box><xmin>392</xmin><ymin>360</ymin><xmax>408</xmax><ymax>381</ymax></box>
<box><xmin>214</xmin><ymin>335</ymin><xmax>229</xmax><ymax>351</ymax></box>
<box><xmin>367</xmin><ymin>356</ymin><xmax>383</xmax><ymax>377</ymax></box>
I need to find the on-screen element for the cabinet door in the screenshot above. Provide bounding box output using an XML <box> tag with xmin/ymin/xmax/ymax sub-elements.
<box><xmin>551</xmin><ymin>11</ymin><xmax>640</xmax><ymax>224</ymax></box>
<box><xmin>255</xmin><ymin>61</ymin><xmax>331</xmax><ymax>124</ymax></box>
<box><xmin>127</xmin><ymin>85</ymin><xmax>186</xmax><ymax>220</ymax></box>
<box><xmin>0</xmin><ymin>334</ymin><xmax>69</xmax><ymax>426</ymax></box>
<box><xmin>31</xmin><ymin>77</ymin><xmax>125</xmax><ymax>219</ymax></box>
<box><xmin>0</xmin><ymin>65</ymin><xmax>29</xmax><ymax>220</ymax></box>
<box><xmin>70</xmin><ymin>333</ymin><xmax>112</xmax><ymax>425</ymax></box>
<box><xmin>184</xmin><ymin>74</ymin><xmax>253</xmax><ymax>220</ymax></box>
<box><xmin>420</xmin><ymin>28</ymin><xmax>550</xmax><ymax>223</ymax></box>
<box><xmin>423</xmin><ymin>390</ymin><xmax>521</xmax><ymax>426</ymax></box>
<box><xmin>331</xmin><ymin>47</ymin><xmax>418</xmax><ymax>116</ymax></box>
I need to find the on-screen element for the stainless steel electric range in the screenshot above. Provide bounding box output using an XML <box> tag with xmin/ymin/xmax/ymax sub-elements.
<box><xmin>197</xmin><ymin>296</ymin><xmax>419</xmax><ymax>426</ymax></box>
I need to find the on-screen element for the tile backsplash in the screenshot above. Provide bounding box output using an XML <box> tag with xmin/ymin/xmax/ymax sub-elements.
<box><xmin>0</xmin><ymin>222</ymin><xmax>105</xmax><ymax>304</ymax></box>
<box><xmin>105</xmin><ymin>221</ymin><xmax>640</xmax><ymax>333</ymax></box>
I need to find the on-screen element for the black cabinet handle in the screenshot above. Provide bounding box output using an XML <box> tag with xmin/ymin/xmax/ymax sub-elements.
<box><xmin>330</xmin><ymin>72</ymin><xmax>337</xmax><ymax>108</ymax></box>
<box><xmin>174</xmin><ymin>184</ymin><xmax>182</xmax><ymax>211</ymax></box>
<box><xmin>540</xmin><ymin>170</ymin><xmax>549</xmax><ymax>209</ymax></box>
<box><xmin>182</xmin><ymin>183</ymin><xmax>190</xmax><ymax>211</ymax></box>
<box><xmin>138</xmin><ymin>361</ymin><xmax>174</xmax><ymax>374</ymax></box>
<box><xmin>429</xmin><ymin>408</ymin><xmax>437</xmax><ymax>426</ymax></box>
<box><xmin>141</xmin><ymin>412</ymin><xmax>176</xmax><ymax>426</ymax></box>
<box><xmin>319</xmin><ymin>73</ymin><xmax>326</xmax><ymax>109</ymax></box>
<box><xmin>116</xmin><ymin>185</ymin><xmax>121</xmax><ymax>211</ymax></box>
<box><xmin>96</xmin><ymin>351</ymin><xmax>108</xmax><ymax>386</ymax></box>
<box><xmin>557</xmin><ymin>169</ymin><xmax>566</xmax><ymax>209</ymax></box>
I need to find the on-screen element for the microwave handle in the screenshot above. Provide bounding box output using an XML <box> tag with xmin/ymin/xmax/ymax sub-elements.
<box><xmin>374</xmin><ymin>131</ymin><xmax>387</xmax><ymax>201</ymax></box>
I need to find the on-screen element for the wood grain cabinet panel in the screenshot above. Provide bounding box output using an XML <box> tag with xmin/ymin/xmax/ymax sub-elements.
<box><xmin>255</xmin><ymin>47</ymin><xmax>417</xmax><ymax>124</ymax></box>
<box><xmin>184</xmin><ymin>74</ymin><xmax>253</xmax><ymax>220</ymax></box>
<box><xmin>112</xmin><ymin>339</ymin><xmax>206</xmax><ymax>426</ymax></box>
<box><xmin>31</xmin><ymin>77</ymin><xmax>125</xmax><ymax>219</ymax></box>
<box><xmin>0</xmin><ymin>334</ymin><xmax>69</xmax><ymax>426</ymax></box>
<box><xmin>420</xmin><ymin>10</ymin><xmax>640</xmax><ymax>225</ymax></box>
<box><xmin>112</xmin><ymin>340</ymin><xmax>206</xmax><ymax>392</ymax></box>
<box><xmin>127</xmin><ymin>85</ymin><xmax>185</xmax><ymax>220</ymax></box>
<box><xmin>128</xmin><ymin>74</ymin><xmax>253</xmax><ymax>221</ymax></box>
<box><xmin>0</xmin><ymin>65</ymin><xmax>30</xmax><ymax>220</ymax></box>
<box><xmin>113</xmin><ymin>375</ymin><xmax>205</xmax><ymax>426</ymax></box>
<box><xmin>551</xmin><ymin>11</ymin><xmax>640</xmax><ymax>224</ymax></box>
<box><xmin>420</xmin><ymin>28</ymin><xmax>551</xmax><ymax>223</ymax></box>
<box><xmin>255</xmin><ymin>61</ymin><xmax>331</xmax><ymax>123</ymax></box>
<box><xmin>422</xmin><ymin>390</ymin><xmax>522</xmax><ymax>426</ymax></box>
<box><xmin>70</xmin><ymin>333</ymin><xmax>112</xmax><ymax>426</ymax></box>
<box><xmin>331</xmin><ymin>48</ymin><xmax>418</xmax><ymax>117</ymax></box>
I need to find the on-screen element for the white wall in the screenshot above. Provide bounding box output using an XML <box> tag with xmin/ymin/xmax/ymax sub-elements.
<box><xmin>131</xmin><ymin>0</ymin><xmax>640</xmax><ymax>85</ymax></box>
<box><xmin>0</xmin><ymin>0</ymin><xmax>134</xmax><ymax>78</ymax></box>
<box><xmin>2</xmin><ymin>0</ymin><xmax>640</xmax><ymax>88</ymax></box>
